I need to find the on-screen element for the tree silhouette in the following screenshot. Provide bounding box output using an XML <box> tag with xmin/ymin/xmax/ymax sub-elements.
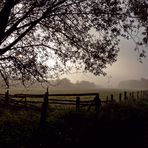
<box><xmin>0</xmin><ymin>0</ymin><xmax>147</xmax><ymax>86</ymax></box>
<box><xmin>129</xmin><ymin>1</ymin><xmax>148</xmax><ymax>53</ymax></box>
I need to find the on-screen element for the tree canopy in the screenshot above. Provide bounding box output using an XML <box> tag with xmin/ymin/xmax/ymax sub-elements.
<box><xmin>0</xmin><ymin>0</ymin><xmax>147</xmax><ymax>86</ymax></box>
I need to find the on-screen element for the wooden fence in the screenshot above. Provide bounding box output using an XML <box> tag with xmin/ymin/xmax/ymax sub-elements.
<box><xmin>1</xmin><ymin>90</ymin><xmax>101</xmax><ymax>111</ymax></box>
<box><xmin>0</xmin><ymin>89</ymin><xmax>146</xmax><ymax>110</ymax></box>
<box><xmin>0</xmin><ymin>89</ymin><xmax>147</xmax><ymax>127</ymax></box>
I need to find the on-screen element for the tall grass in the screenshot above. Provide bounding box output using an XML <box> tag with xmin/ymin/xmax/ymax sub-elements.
<box><xmin>0</xmin><ymin>96</ymin><xmax>148</xmax><ymax>148</ymax></box>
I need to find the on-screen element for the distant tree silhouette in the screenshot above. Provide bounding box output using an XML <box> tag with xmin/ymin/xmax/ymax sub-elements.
<box><xmin>58</xmin><ymin>78</ymin><xmax>73</xmax><ymax>89</ymax></box>
<box><xmin>118</xmin><ymin>78</ymin><xmax>148</xmax><ymax>89</ymax></box>
<box><xmin>53</xmin><ymin>78</ymin><xmax>97</xmax><ymax>90</ymax></box>
<box><xmin>75</xmin><ymin>81</ymin><xmax>96</xmax><ymax>90</ymax></box>
<box><xmin>0</xmin><ymin>0</ymin><xmax>147</xmax><ymax>86</ymax></box>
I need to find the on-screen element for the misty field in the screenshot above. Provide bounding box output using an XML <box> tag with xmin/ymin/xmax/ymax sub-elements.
<box><xmin>0</xmin><ymin>87</ymin><xmax>134</xmax><ymax>100</ymax></box>
<box><xmin>0</xmin><ymin>87</ymin><xmax>137</xmax><ymax>112</ymax></box>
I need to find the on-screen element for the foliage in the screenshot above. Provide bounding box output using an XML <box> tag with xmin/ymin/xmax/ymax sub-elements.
<box><xmin>129</xmin><ymin>0</ymin><xmax>148</xmax><ymax>46</ymax></box>
<box><xmin>0</xmin><ymin>0</ymin><xmax>147</xmax><ymax>86</ymax></box>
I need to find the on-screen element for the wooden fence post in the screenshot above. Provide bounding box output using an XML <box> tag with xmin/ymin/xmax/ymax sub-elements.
<box><xmin>119</xmin><ymin>93</ymin><xmax>122</xmax><ymax>102</ymax></box>
<box><xmin>95</xmin><ymin>94</ymin><xmax>101</xmax><ymax>112</ymax></box>
<box><xmin>5</xmin><ymin>90</ymin><xmax>9</xmax><ymax>106</ymax></box>
<box><xmin>76</xmin><ymin>97</ymin><xmax>80</xmax><ymax>112</ymax></box>
<box><xmin>140</xmin><ymin>91</ymin><xmax>143</xmax><ymax>98</ymax></box>
<box><xmin>40</xmin><ymin>88</ymin><xmax>49</xmax><ymax>128</ymax></box>
<box><xmin>129</xmin><ymin>92</ymin><xmax>132</xmax><ymax>98</ymax></box>
<box><xmin>124</xmin><ymin>91</ymin><xmax>127</xmax><ymax>101</ymax></box>
<box><xmin>111</xmin><ymin>94</ymin><xmax>114</xmax><ymax>102</ymax></box>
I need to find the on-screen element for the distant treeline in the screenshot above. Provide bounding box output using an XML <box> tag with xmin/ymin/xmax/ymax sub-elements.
<box><xmin>0</xmin><ymin>78</ymin><xmax>102</xmax><ymax>90</ymax></box>
<box><xmin>118</xmin><ymin>78</ymin><xmax>148</xmax><ymax>90</ymax></box>
<box><xmin>49</xmin><ymin>78</ymin><xmax>101</xmax><ymax>90</ymax></box>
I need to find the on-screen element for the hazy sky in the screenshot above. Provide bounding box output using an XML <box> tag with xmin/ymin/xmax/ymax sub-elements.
<box><xmin>62</xmin><ymin>38</ymin><xmax>148</xmax><ymax>88</ymax></box>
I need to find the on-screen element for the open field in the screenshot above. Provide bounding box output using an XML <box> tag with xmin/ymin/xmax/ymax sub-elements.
<box><xmin>0</xmin><ymin>87</ymin><xmax>138</xmax><ymax>100</ymax></box>
<box><xmin>0</xmin><ymin>96</ymin><xmax>148</xmax><ymax>148</ymax></box>
<box><xmin>0</xmin><ymin>87</ymin><xmax>147</xmax><ymax>148</ymax></box>
<box><xmin>0</xmin><ymin>87</ymin><xmax>144</xmax><ymax>114</ymax></box>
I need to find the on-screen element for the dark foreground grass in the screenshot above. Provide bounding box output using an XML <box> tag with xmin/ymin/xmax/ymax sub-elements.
<box><xmin>0</xmin><ymin>99</ymin><xmax>148</xmax><ymax>148</ymax></box>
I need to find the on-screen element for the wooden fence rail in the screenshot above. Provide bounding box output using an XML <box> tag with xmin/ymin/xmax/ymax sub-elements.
<box><xmin>0</xmin><ymin>89</ymin><xmax>146</xmax><ymax>127</ymax></box>
<box><xmin>0</xmin><ymin>90</ymin><xmax>146</xmax><ymax>108</ymax></box>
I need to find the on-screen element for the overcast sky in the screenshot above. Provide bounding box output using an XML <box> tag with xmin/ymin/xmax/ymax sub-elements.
<box><xmin>62</xmin><ymin>38</ymin><xmax>148</xmax><ymax>88</ymax></box>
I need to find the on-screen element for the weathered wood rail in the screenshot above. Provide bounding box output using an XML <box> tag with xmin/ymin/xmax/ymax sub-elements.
<box><xmin>0</xmin><ymin>91</ymin><xmax>101</xmax><ymax>110</ymax></box>
<box><xmin>0</xmin><ymin>90</ymin><xmax>146</xmax><ymax>108</ymax></box>
<box><xmin>0</xmin><ymin>89</ymin><xmax>146</xmax><ymax>127</ymax></box>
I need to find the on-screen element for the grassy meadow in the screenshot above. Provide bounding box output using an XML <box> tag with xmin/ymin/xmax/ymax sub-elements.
<box><xmin>0</xmin><ymin>87</ymin><xmax>147</xmax><ymax>148</ymax></box>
